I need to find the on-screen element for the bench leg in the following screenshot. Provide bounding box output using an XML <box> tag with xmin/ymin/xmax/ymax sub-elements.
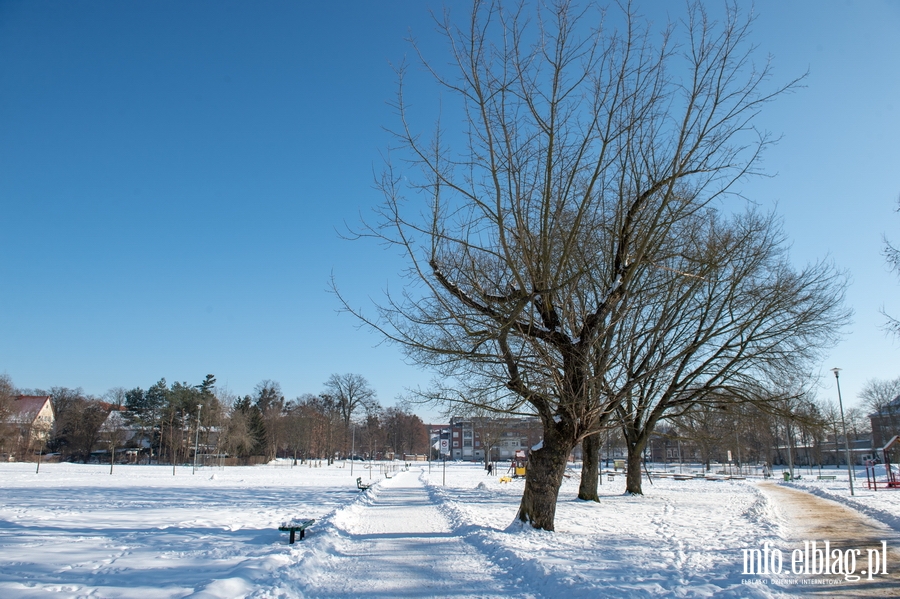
<box><xmin>300</xmin><ymin>528</ymin><xmax>305</xmax><ymax>541</ymax></box>
<box><xmin>289</xmin><ymin>530</ymin><xmax>296</xmax><ymax>544</ymax></box>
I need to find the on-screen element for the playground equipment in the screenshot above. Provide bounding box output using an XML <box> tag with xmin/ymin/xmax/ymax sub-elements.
<box><xmin>507</xmin><ymin>449</ymin><xmax>527</xmax><ymax>478</ymax></box>
<box><xmin>864</xmin><ymin>435</ymin><xmax>900</xmax><ymax>490</ymax></box>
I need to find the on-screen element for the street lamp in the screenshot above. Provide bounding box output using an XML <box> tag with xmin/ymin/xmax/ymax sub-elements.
<box><xmin>193</xmin><ymin>404</ymin><xmax>203</xmax><ymax>475</ymax></box>
<box><xmin>350</xmin><ymin>423</ymin><xmax>355</xmax><ymax>477</ymax></box>
<box><xmin>831</xmin><ymin>368</ymin><xmax>855</xmax><ymax>496</ymax></box>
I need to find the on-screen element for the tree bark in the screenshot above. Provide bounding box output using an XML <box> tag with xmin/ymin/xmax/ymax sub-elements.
<box><xmin>516</xmin><ymin>444</ymin><xmax>573</xmax><ymax>531</ymax></box>
<box><xmin>625</xmin><ymin>441</ymin><xmax>646</xmax><ymax>495</ymax></box>
<box><xmin>516</xmin><ymin>424</ymin><xmax>575</xmax><ymax>531</ymax></box>
<box><xmin>578</xmin><ymin>432</ymin><xmax>601</xmax><ymax>501</ymax></box>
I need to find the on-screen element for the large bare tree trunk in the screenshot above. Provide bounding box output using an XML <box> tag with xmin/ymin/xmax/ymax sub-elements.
<box><xmin>578</xmin><ymin>432</ymin><xmax>601</xmax><ymax>501</ymax></box>
<box><xmin>625</xmin><ymin>442</ymin><xmax>645</xmax><ymax>495</ymax></box>
<box><xmin>516</xmin><ymin>426</ymin><xmax>575</xmax><ymax>531</ymax></box>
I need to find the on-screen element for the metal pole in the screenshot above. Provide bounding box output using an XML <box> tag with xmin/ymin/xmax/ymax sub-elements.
<box><xmin>350</xmin><ymin>424</ymin><xmax>355</xmax><ymax>477</ymax></box>
<box><xmin>193</xmin><ymin>404</ymin><xmax>202</xmax><ymax>475</ymax></box>
<box><xmin>785</xmin><ymin>418</ymin><xmax>795</xmax><ymax>480</ymax></box>
<box><xmin>832</xmin><ymin>368</ymin><xmax>855</xmax><ymax>496</ymax></box>
<box><xmin>599</xmin><ymin>433</ymin><xmax>603</xmax><ymax>486</ymax></box>
<box><xmin>36</xmin><ymin>439</ymin><xmax>43</xmax><ymax>474</ymax></box>
<box><xmin>172</xmin><ymin>411</ymin><xmax>177</xmax><ymax>476</ymax></box>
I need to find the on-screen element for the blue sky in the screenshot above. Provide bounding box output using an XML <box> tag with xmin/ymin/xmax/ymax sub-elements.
<box><xmin>1</xmin><ymin>1</ymin><xmax>898</xmax><ymax>420</ymax></box>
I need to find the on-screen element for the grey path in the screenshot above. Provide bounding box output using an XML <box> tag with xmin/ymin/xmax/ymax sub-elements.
<box><xmin>297</xmin><ymin>469</ymin><xmax>516</xmax><ymax>599</ymax></box>
<box><xmin>758</xmin><ymin>482</ymin><xmax>900</xmax><ymax>598</ymax></box>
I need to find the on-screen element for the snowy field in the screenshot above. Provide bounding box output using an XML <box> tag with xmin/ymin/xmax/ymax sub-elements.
<box><xmin>1</xmin><ymin>461</ymin><xmax>897</xmax><ymax>598</ymax></box>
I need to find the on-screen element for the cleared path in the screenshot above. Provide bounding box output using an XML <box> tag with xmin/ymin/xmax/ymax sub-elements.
<box><xmin>299</xmin><ymin>469</ymin><xmax>515</xmax><ymax>599</ymax></box>
<box><xmin>758</xmin><ymin>482</ymin><xmax>900</xmax><ymax>598</ymax></box>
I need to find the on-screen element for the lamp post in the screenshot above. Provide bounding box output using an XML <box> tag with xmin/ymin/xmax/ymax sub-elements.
<box><xmin>193</xmin><ymin>404</ymin><xmax>202</xmax><ymax>475</ymax></box>
<box><xmin>831</xmin><ymin>368</ymin><xmax>854</xmax><ymax>496</ymax></box>
<box><xmin>350</xmin><ymin>423</ymin><xmax>355</xmax><ymax>477</ymax></box>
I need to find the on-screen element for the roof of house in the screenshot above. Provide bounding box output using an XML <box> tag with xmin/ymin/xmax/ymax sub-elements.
<box><xmin>12</xmin><ymin>395</ymin><xmax>53</xmax><ymax>420</ymax></box>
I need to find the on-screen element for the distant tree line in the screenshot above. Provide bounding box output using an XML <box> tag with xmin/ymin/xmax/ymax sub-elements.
<box><xmin>0</xmin><ymin>372</ymin><xmax>428</xmax><ymax>465</ymax></box>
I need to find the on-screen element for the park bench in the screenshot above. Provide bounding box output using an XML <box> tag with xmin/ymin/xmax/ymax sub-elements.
<box><xmin>357</xmin><ymin>477</ymin><xmax>371</xmax><ymax>491</ymax></box>
<box><xmin>817</xmin><ymin>475</ymin><xmax>836</xmax><ymax>481</ymax></box>
<box><xmin>279</xmin><ymin>518</ymin><xmax>315</xmax><ymax>544</ymax></box>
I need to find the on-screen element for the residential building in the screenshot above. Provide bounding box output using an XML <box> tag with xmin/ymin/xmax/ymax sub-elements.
<box><xmin>427</xmin><ymin>417</ymin><xmax>543</xmax><ymax>462</ymax></box>
<box><xmin>870</xmin><ymin>395</ymin><xmax>900</xmax><ymax>449</ymax></box>
<box><xmin>2</xmin><ymin>395</ymin><xmax>55</xmax><ymax>460</ymax></box>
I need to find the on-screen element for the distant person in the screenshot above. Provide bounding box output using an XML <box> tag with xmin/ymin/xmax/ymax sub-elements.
<box><xmin>487</xmin><ymin>463</ymin><xmax>493</xmax><ymax>475</ymax></box>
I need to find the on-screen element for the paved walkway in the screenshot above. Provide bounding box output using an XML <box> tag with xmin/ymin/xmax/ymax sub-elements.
<box><xmin>758</xmin><ymin>482</ymin><xmax>900</xmax><ymax>598</ymax></box>
<box><xmin>299</xmin><ymin>470</ymin><xmax>513</xmax><ymax>598</ymax></box>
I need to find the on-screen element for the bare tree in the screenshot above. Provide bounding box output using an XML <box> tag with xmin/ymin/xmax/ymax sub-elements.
<box><xmin>53</xmin><ymin>392</ymin><xmax>109</xmax><ymax>463</ymax></box>
<box><xmin>0</xmin><ymin>374</ymin><xmax>15</xmax><ymax>457</ymax></box>
<box><xmin>860</xmin><ymin>376</ymin><xmax>900</xmax><ymax>447</ymax></box>
<box><xmin>383</xmin><ymin>407</ymin><xmax>427</xmax><ymax>457</ymax></box>
<box><xmin>860</xmin><ymin>377</ymin><xmax>900</xmax><ymax>413</ymax></box>
<box><xmin>254</xmin><ymin>380</ymin><xmax>285</xmax><ymax>461</ymax></box>
<box><xmin>845</xmin><ymin>406</ymin><xmax>871</xmax><ymax>447</ymax></box>
<box><xmin>283</xmin><ymin>393</ymin><xmax>343</xmax><ymax>463</ymax></box>
<box><xmin>356</xmin><ymin>406</ymin><xmax>385</xmax><ymax>460</ymax></box>
<box><xmin>791</xmin><ymin>399</ymin><xmax>829</xmax><ymax>470</ymax></box>
<box><xmin>672</xmin><ymin>405</ymin><xmax>732</xmax><ymax>471</ymax></box>
<box><xmin>337</xmin><ymin>1</ymin><xmax>813</xmax><ymax>530</ymax></box>
<box><xmin>104</xmin><ymin>387</ymin><xmax>127</xmax><ymax>409</ymax></box>
<box><xmin>324</xmin><ymin>373</ymin><xmax>377</xmax><ymax>455</ymax></box>
<box><xmin>221</xmin><ymin>404</ymin><xmax>257</xmax><ymax>460</ymax></box>
<box><xmin>283</xmin><ymin>393</ymin><xmax>327</xmax><ymax>463</ymax></box>
<box><xmin>196</xmin><ymin>376</ymin><xmax>224</xmax><ymax>465</ymax></box>
<box><xmin>100</xmin><ymin>410</ymin><xmax>128</xmax><ymax>473</ymax></box>
<box><xmin>882</xmin><ymin>198</ymin><xmax>900</xmax><ymax>336</ymax></box>
<box><xmin>610</xmin><ymin>208</ymin><xmax>847</xmax><ymax>494</ymax></box>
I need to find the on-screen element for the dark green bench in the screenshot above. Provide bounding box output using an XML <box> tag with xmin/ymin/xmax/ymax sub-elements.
<box><xmin>279</xmin><ymin>518</ymin><xmax>315</xmax><ymax>544</ymax></box>
<box><xmin>357</xmin><ymin>477</ymin><xmax>371</xmax><ymax>491</ymax></box>
<box><xmin>817</xmin><ymin>475</ymin><xmax>837</xmax><ymax>481</ymax></box>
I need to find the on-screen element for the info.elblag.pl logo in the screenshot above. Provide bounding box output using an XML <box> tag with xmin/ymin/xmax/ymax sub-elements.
<box><xmin>742</xmin><ymin>540</ymin><xmax>889</xmax><ymax>583</ymax></box>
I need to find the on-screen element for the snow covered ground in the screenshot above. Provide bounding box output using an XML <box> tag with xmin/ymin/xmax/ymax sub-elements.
<box><xmin>1</xmin><ymin>461</ymin><xmax>897</xmax><ymax>598</ymax></box>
